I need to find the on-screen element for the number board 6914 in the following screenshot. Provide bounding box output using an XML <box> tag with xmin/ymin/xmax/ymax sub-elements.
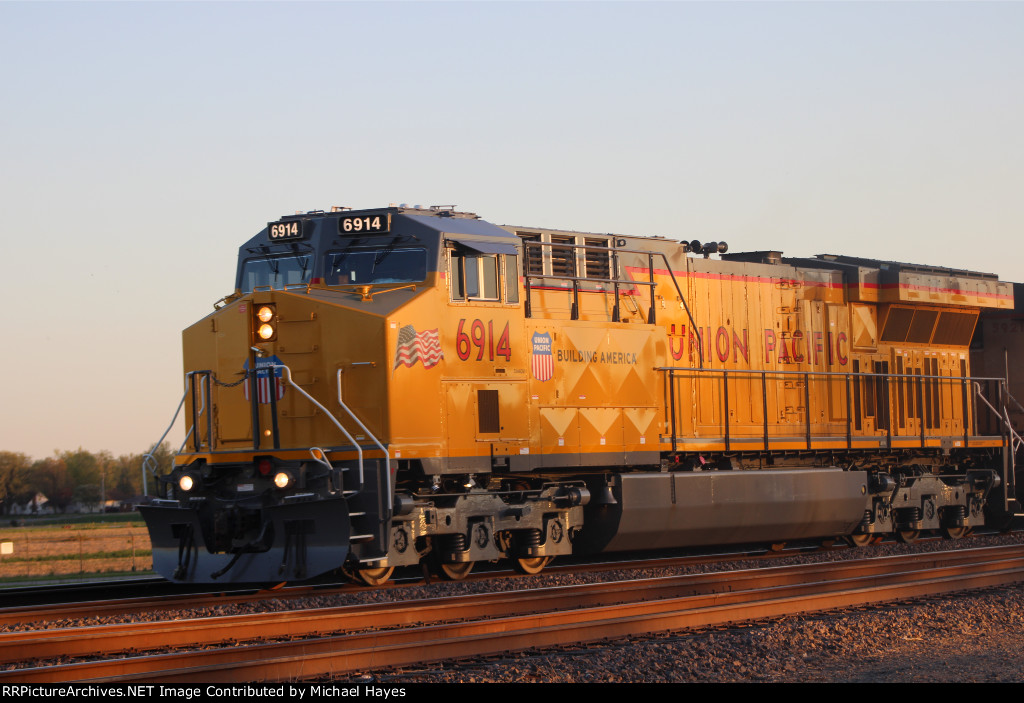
<box><xmin>267</xmin><ymin>220</ymin><xmax>307</xmax><ymax>241</ymax></box>
<box><xmin>339</xmin><ymin>214</ymin><xmax>391</xmax><ymax>234</ymax></box>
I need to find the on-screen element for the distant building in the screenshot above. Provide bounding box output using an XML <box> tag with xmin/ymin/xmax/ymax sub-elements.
<box><xmin>11</xmin><ymin>492</ymin><xmax>53</xmax><ymax>515</ymax></box>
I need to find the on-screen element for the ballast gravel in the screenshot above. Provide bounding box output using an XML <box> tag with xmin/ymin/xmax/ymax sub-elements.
<box><xmin>8</xmin><ymin>532</ymin><xmax>1024</xmax><ymax>682</ymax></box>
<box><xmin>365</xmin><ymin>534</ymin><xmax>1024</xmax><ymax>684</ymax></box>
<box><xmin>373</xmin><ymin>583</ymin><xmax>1024</xmax><ymax>683</ymax></box>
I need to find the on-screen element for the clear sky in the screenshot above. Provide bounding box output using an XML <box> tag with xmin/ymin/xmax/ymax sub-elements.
<box><xmin>1</xmin><ymin>1</ymin><xmax>1022</xmax><ymax>460</ymax></box>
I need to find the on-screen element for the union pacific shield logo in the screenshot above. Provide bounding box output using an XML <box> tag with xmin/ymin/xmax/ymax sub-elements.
<box><xmin>531</xmin><ymin>332</ymin><xmax>553</xmax><ymax>382</ymax></box>
<box><xmin>242</xmin><ymin>355</ymin><xmax>286</xmax><ymax>404</ymax></box>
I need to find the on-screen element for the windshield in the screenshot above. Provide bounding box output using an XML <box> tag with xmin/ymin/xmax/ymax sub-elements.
<box><xmin>240</xmin><ymin>254</ymin><xmax>313</xmax><ymax>293</ymax></box>
<box><xmin>325</xmin><ymin>247</ymin><xmax>427</xmax><ymax>286</ymax></box>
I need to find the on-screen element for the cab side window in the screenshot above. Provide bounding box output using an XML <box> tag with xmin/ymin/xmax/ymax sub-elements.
<box><xmin>451</xmin><ymin>250</ymin><xmax>499</xmax><ymax>301</ymax></box>
<box><xmin>450</xmin><ymin>249</ymin><xmax>519</xmax><ymax>304</ymax></box>
<box><xmin>505</xmin><ymin>254</ymin><xmax>519</xmax><ymax>303</ymax></box>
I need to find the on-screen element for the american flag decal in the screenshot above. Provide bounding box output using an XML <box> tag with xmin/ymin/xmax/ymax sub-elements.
<box><xmin>394</xmin><ymin>326</ymin><xmax>443</xmax><ymax>370</ymax></box>
<box><xmin>531</xmin><ymin>332</ymin><xmax>553</xmax><ymax>382</ymax></box>
<box><xmin>242</xmin><ymin>356</ymin><xmax>286</xmax><ymax>404</ymax></box>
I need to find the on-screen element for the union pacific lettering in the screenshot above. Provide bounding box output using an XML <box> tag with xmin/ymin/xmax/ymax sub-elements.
<box><xmin>669</xmin><ymin>325</ymin><xmax>849</xmax><ymax>366</ymax></box>
<box><xmin>669</xmin><ymin>326</ymin><xmax>749</xmax><ymax>363</ymax></box>
<box><xmin>763</xmin><ymin>329</ymin><xmax>849</xmax><ymax>365</ymax></box>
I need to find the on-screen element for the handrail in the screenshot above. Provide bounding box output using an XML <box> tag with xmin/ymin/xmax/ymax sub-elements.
<box><xmin>659</xmin><ymin>366</ymin><xmax>1005</xmax><ymax>382</ymax></box>
<box><xmin>973</xmin><ymin>382</ymin><xmax>1024</xmax><ymax>452</ymax></box>
<box><xmin>520</xmin><ymin>240</ymin><xmax>703</xmax><ymax>366</ymax></box>
<box><xmin>269</xmin><ymin>364</ymin><xmax>365</xmax><ymax>495</ymax></box>
<box><xmin>180</xmin><ymin>373</ymin><xmax>206</xmax><ymax>455</ymax></box>
<box><xmin>660</xmin><ymin>365</ymin><xmax>1005</xmax><ymax>455</ymax></box>
<box><xmin>1007</xmin><ymin>389</ymin><xmax>1024</xmax><ymax>417</ymax></box>
<box><xmin>153</xmin><ymin>364</ymin><xmax>386</xmax><ymax>505</ymax></box>
<box><xmin>143</xmin><ymin>371</ymin><xmax>203</xmax><ymax>495</ymax></box>
<box><xmin>972</xmin><ymin>381</ymin><xmax>1021</xmax><ymax>514</ymax></box>
<box><xmin>652</xmin><ymin>251</ymin><xmax>703</xmax><ymax>368</ymax></box>
<box><xmin>336</xmin><ymin>370</ymin><xmax>393</xmax><ymax>511</ymax></box>
<box><xmin>521</xmin><ymin>272</ymin><xmax>658</xmax><ymax>287</ymax></box>
<box><xmin>192</xmin><ymin>371</ymin><xmax>212</xmax><ymax>452</ymax></box>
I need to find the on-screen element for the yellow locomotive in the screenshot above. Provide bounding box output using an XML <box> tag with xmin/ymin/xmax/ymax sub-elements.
<box><xmin>140</xmin><ymin>205</ymin><xmax>1021</xmax><ymax>584</ymax></box>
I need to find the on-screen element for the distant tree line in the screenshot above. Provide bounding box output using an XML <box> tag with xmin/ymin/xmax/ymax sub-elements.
<box><xmin>0</xmin><ymin>444</ymin><xmax>174</xmax><ymax>514</ymax></box>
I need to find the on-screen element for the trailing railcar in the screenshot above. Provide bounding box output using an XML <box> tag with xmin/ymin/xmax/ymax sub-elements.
<box><xmin>972</xmin><ymin>282</ymin><xmax>1024</xmax><ymax>417</ymax></box>
<box><xmin>971</xmin><ymin>281</ymin><xmax>1024</xmax><ymax>526</ymax></box>
<box><xmin>139</xmin><ymin>205</ymin><xmax>1022</xmax><ymax>584</ymax></box>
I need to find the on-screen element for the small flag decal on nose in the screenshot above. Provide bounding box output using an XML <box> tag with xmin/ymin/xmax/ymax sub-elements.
<box><xmin>394</xmin><ymin>326</ymin><xmax>443</xmax><ymax>369</ymax></box>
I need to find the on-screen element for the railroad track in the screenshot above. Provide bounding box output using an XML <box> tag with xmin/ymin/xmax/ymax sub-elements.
<box><xmin>0</xmin><ymin>540</ymin><xmax>845</xmax><ymax>627</ymax></box>
<box><xmin>3</xmin><ymin>544</ymin><xmax>1023</xmax><ymax>682</ymax></box>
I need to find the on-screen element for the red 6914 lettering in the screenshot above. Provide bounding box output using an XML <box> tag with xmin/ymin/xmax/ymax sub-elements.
<box><xmin>456</xmin><ymin>319</ymin><xmax>512</xmax><ymax>362</ymax></box>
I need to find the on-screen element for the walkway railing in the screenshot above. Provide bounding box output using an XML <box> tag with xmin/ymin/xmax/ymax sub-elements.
<box><xmin>660</xmin><ymin>366</ymin><xmax>1008</xmax><ymax>454</ymax></box>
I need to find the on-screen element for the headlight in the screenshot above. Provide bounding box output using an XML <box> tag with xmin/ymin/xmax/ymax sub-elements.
<box><xmin>178</xmin><ymin>474</ymin><xmax>194</xmax><ymax>492</ymax></box>
<box><xmin>273</xmin><ymin>471</ymin><xmax>292</xmax><ymax>489</ymax></box>
<box><xmin>253</xmin><ymin>304</ymin><xmax>277</xmax><ymax>342</ymax></box>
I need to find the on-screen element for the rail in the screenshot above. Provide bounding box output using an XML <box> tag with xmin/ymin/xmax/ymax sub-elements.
<box><xmin>6</xmin><ymin>546</ymin><xmax>1024</xmax><ymax>682</ymax></box>
<box><xmin>659</xmin><ymin>366</ymin><xmax>1009</xmax><ymax>455</ymax></box>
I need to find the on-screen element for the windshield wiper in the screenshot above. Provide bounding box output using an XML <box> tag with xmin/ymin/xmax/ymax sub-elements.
<box><xmin>373</xmin><ymin>241</ymin><xmax>398</xmax><ymax>270</ymax></box>
<box><xmin>289</xmin><ymin>243</ymin><xmax>311</xmax><ymax>278</ymax></box>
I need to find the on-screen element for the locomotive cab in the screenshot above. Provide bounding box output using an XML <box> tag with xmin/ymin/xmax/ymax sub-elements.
<box><xmin>141</xmin><ymin>206</ymin><xmax>588</xmax><ymax>583</ymax></box>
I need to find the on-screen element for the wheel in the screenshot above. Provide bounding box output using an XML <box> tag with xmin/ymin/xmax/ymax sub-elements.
<box><xmin>846</xmin><ymin>533</ymin><xmax>874</xmax><ymax>548</ymax></box>
<box><xmin>513</xmin><ymin>556</ymin><xmax>551</xmax><ymax>575</ymax></box>
<box><xmin>896</xmin><ymin>529</ymin><xmax>920</xmax><ymax>544</ymax></box>
<box><xmin>439</xmin><ymin>561</ymin><xmax>474</xmax><ymax>581</ymax></box>
<box><xmin>940</xmin><ymin>525</ymin><xmax>970</xmax><ymax>540</ymax></box>
<box><xmin>355</xmin><ymin>566</ymin><xmax>394</xmax><ymax>586</ymax></box>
